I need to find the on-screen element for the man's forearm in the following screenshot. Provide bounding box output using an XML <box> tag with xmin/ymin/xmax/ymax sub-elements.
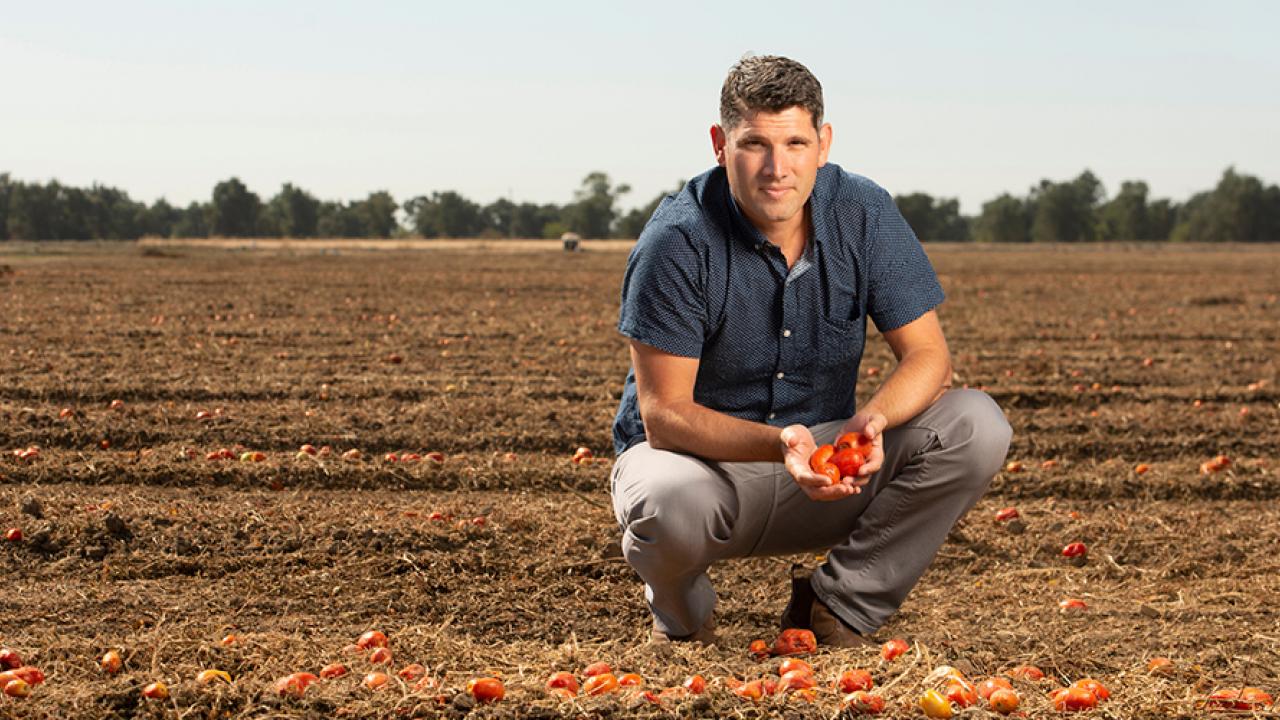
<box><xmin>860</xmin><ymin>347</ymin><xmax>952</xmax><ymax>429</ymax></box>
<box><xmin>642</xmin><ymin>400</ymin><xmax>785</xmax><ymax>462</ymax></box>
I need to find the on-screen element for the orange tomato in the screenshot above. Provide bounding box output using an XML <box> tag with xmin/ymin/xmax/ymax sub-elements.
<box><xmin>748</xmin><ymin>639</ymin><xmax>771</xmax><ymax>659</ymax></box>
<box><xmin>777</xmin><ymin>658</ymin><xmax>812</xmax><ymax>677</ymax></box>
<box><xmin>1146</xmin><ymin>657</ymin><xmax>1174</xmax><ymax>676</ymax></box>
<box><xmin>836</xmin><ymin>668</ymin><xmax>874</xmax><ymax>693</ymax></box>
<box><xmin>357</xmin><ymin>630</ymin><xmax>388</xmax><ymax>650</ymax></box>
<box><xmin>101</xmin><ymin>650</ymin><xmax>123</xmax><ymax>674</ymax></box>
<box><xmin>842</xmin><ymin>690</ymin><xmax>886</xmax><ymax>714</ymax></box>
<box><xmin>732</xmin><ymin>679</ymin><xmax>765</xmax><ymax>701</ymax></box>
<box><xmin>274</xmin><ymin>672</ymin><xmax>319</xmax><ymax>698</ymax></box>
<box><xmin>989</xmin><ymin>688</ymin><xmax>1020</xmax><ymax>714</ymax></box>
<box><xmin>617</xmin><ymin>672</ymin><xmax>643</xmax><ymax>687</ymax></box>
<box><xmin>977</xmin><ymin>676</ymin><xmax>1014</xmax><ymax>700</ymax></box>
<box><xmin>779</xmin><ymin>669</ymin><xmax>816</xmax><ymax>692</ymax></box>
<box><xmin>363</xmin><ymin>671</ymin><xmax>391</xmax><ymax>690</ymax></box>
<box><xmin>196</xmin><ymin>669</ymin><xmax>231</xmax><ymax>685</ymax></box>
<box><xmin>809</xmin><ymin>444</ymin><xmax>836</xmax><ymax>471</ymax></box>
<box><xmin>880</xmin><ymin>638</ymin><xmax>909</xmax><ymax>661</ymax></box>
<box><xmin>467</xmin><ymin>677</ymin><xmax>504</xmax><ymax>703</ymax></box>
<box><xmin>397</xmin><ymin>664</ymin><xmax>426</xmax><ymax>681</ymax></box>
<box><xmin>1051</xmin><ymin>686</ymin><xmax>1098</xmax><ymax>711</ymax></box>
<box><xmin>320</xmin><ymin>663</ymin><xmax>348</xmax><ymax>679</ymax></box>
<box><xmin>1008</xmin><ymin>665</ymin><xmax>1045</xmax><ymax>681</ymax></box>
<box><xmin>1071</xmin><ymin>678</ymin><xmax>1110</xmax><ymax>701</ymax></box>
<box><xmin>2</xmin><ymin>678</ymin><xmax>30</xmax><ymax>698</ymax></box>
<box><xmin>682</xmin><ymin>674</ymin><xmax>706</xmax><ymax>694</ymax></box>
<box><xmin>583</xmin><ymin>672</ymin><xmax>620</xmax><ymax>696</ymax></box>
<box><xmin>368</xmin><ymin>647</ymin><xmax>392</xmax><ymax>665</ymax></box>
<box><xmin>141</xmin><ymin>681</ymin><xmax>169</xmax><ymax>699</ymax></box>
<box><xmin>945</xmin><ymin>679</ymin><xmax>977</xmax><ymax>707</ymax></box>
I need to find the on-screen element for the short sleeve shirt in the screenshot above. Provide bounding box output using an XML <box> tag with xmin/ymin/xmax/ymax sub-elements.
<box><xmin>612</xmin><ymin>163</ymin><xmax>944</xmax><ymax>456</ymax></box>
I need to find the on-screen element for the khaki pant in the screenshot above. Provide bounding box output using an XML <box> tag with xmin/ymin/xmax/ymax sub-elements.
<box><xmin>610</xmin><ymin>389</ymin><xmax>1012</xmax><ymax>637</ymax></box>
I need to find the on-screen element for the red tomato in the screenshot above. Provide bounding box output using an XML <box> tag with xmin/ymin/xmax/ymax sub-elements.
<box><xmin>835</xmin><ymin>432</ymin><xmax>874</xmax><ymax>459</ymax></box>
<box><xmin>397</xmin><ymin>664</ymin><xmax>426</xmax><ymax>681</ymax></box>
<box><xmin>0</xmin><ymin>649</ymin><xmax>21</xmax><ymax>670</ymax></box>
<box><xmin>368</xmin><ymin>647</ymin><xmax>392</xmax><ymax>665</ymax></box>
<box><xmin>1051</xmin><ymin>686</ymin><xmax>1098</xmax><ymax>711</ymax></box>
<box><xmin>682</xmin><ymin>674</ymin><xmax>706</xmax><ymax>694</ymax></box>
<box><xmin>4</xmin><ymin>528</ymin><xmax>21</xmax><ymax>542</ymax></box>
<box><xmin>467</xmin><ymin>677</ymin><xmax>504</xmax><ymax>703</ymax></box>
<box><xmin>989</xmin><ymin>688</ymin><xmax>1020</xmax><ymax>714</ymax></box>
<box><xmin>2</xmin><ymin>678</ymin><xmax>30</xmax><ymax>698</ymax></box>
<box><xmin>11</xmin><ymin>667</ymin><xmax>44</xmax><ymax>685</ymax></box>
<box><xmin>777</xmin><ymin>658</ymin><xmax>812</xmax><ymax>677</ymax></box>
<box><xmin>772</xmin><ymin>628</ymin><xmax>817</xmax><ymax>656</ymax></box>
<box><xmin>830</xmin><ymin>447</ymin><xmax>865</xmax><ymax>478</ymax></box>
<box><xmin>977</xmin><ymin>676</ymin><xmax>1014</xmax><ymax>700</ymax></box>
<box><xmin>817</xmin><ymin>463</ymin><xmax>841</xmax><ymax>485</ymax></box>
<box><xmin>732</xmin><ymin>679</ymin><xmax>765</xmax><ymax>701</ymax></box>
<box><xmin>618</xmin><ymin>672</ymin><xmax>643</xmax><ymax>687</ymax></box>
<box><xmin>1071</xmin><ymin>678</ymin><xmax>1110</xmax><ymax>701</ymax></box>
<box><xmin>843</xmin><ymin>690</ymin><xmax>885</xmax><ymax>714</ymax></box>
<box><xmin>583</xmin><ymin>672</ymin><xmax>619</xmax><ymax>696</ymax></box>
<box><xmin>356</xmin><ymin>630</ymin><xmax>388</xmax><ymax>650</ymax></box>
<box><xmin>1061</xmin><ymin>542</ymin><xmax>1088</xmax><ymax>558</ymax></box>
<box><xmin>274</xmin><ymin>672</ymin><xmax>319</xmax><ymax>697</ymax></box>
<box><xmin>836</xmin><ymin>668</ymin><xmax>874</xmax><ymax>693</ymax></box>
<box><xmin>994</xmin><ymin>507</ymin><xmax>1019</xmax><ymax>522</ymax></box>
<box><xmin>1059</xmin><ymin>598</ymin><xmax>1088</xmax><ymax>611</ymax></box>
<box><xmin>880</xmin><ymin>638</ymin><xmax>909</xmax><ymax>661</ymax></box>
<box><xmin>779</xmin><ymin>670</ymin><xmax>816</xmax><ymax>692</ymax></box>
<box><xmin>946</xmin><ymin>680</ymin><xmax>977</xmax><ymax>707</ymax></box>
<box><xmin>748</xmin><ymin>638</ymin><xmax>771</xmax><ymax>659</ymax></box>
<box><xmin>546</xmin><ymin>671</ymin><xmax>579</xmax><ymax>694</ymax></box>
<box><xmin>1008</xmin><ymin>665</ymin><xmax>1045</xmax><ymax>681</ymax></box>
<box><xmin>582</xmin><ymin>661</ymin><xmax>611</xmax><ymax>677</ymax></box>
<box><xmin>809</xmin><ymin>444</ymin><xmax>836</xmax><ymax>472</ymax></box>
<box><xmin>319</xmin><ymin>663</ymin><xmax>348</xmax><ymax>679</ymax></box>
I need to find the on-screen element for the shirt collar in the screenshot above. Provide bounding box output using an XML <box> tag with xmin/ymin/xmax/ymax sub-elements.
<box><xmin>720</xmin><ymin>164</ymin><xmax>836</xmax><ymax>251</ymax></box>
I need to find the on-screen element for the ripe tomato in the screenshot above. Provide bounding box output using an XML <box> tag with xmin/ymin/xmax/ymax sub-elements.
<box><xmin>363</xmin><ymin>672</ymin><xmax>391</xmax><ymax>690</ymax></box>
<box><xmin>1059</xmin><ymin>598</ymin><xmax>1088</xmax><ymax>611</ymax></box>
<box><xmin>977</xmin><ymin>676</ymin><xmax>1013</xmax><ymax>700</ymax></box>
<box><xmin>682</xmin><ymin>674</ymin><xmax>706</xmax><ymax>694</ymax></box>
<box><xmin>2</xmin><ymin>678</ymin><xmax>30</xmax><ymax>698</ymax></box>
<box><xmin>1051</xmin><ymin>686</ymin><xmax>1098</xmax><ymax>711</ymax></box>
<box><xmin>141</xmin><ymin>681</ymin><xmax>169</xmax><ymax>699</ymax></box>
<box><xmin>618</xmin><ymin>672</ymin><xmax>643</xmax><ymax>687</ymax></box>
<box><xmin>320</xmin><ymin>663</ymin><xmax>348</xmax><ymax>679</ymax></box>
<box><xmin>945</xmin><ymin>679</ymin><xmax>977</xmax><ymax>707</ymax></box>
<box><xmin>467</xmin><ymin>677</ymin><xmax>504</xmax><ymax>703</ymax></box>
<box><xmin>809</xmin><ymin>444</ymin><xmax>836</xmax><ymax>471</ymax></box>
<box><xmin>1008</xmin><ymin>665</ymin><xmax>1045</xmax><ymax>681</ymax></box>
<box><xmin>101</xmin><ymin>650</ymin><xmax>123</xmax><ymax>674</ymax></box>
<box><xmin>1071</xmin><ymin>678</ymin><xmax>1110</xmax><ymax>701</ymax></box>
<box><xmin>835</xmin><ymin>432</ymin><xmax>874</xmax><ymax>459</ymax></box>
<box><xmin>748</xmin><ymin>639</ymin><xmax>771</xmax><ymax>660</ymax></box>
<box><xmin>772</xmin><ymin>628</ymin><xmax>817</xmax><ymax>656</ymax></box>
<box><xmin>843</xmin><ymin>690</ymin><xmax>885</xmax><ymax>714</ymax></box>
<box><xmin>356</xmin><ymin>630</ymin><xmax>388</xmax><ymax>650</ymax></box>
<box><xmin>830</xmin><ymin>448</ymin><xmax>865</xmax><ymax>478</ymax></box>
<box><xmin>397</xmin><ymin>664</ymin><xmax>426</xmax><ymax>681</ymax></box>
<box><xmin>546</xmin><ymin>671</ymin><xmax>579</xmax><ymax>694</ymax></box>
<box><xmin>368</xmin><ymin>647</ymin><xmax>392</xmax><ymax>665</ymax></box>
<box><xmin>7</xmin><ymin>667</ymin><xmax>43</xmax><ymax>685</ymax></box>
<box><xmin>836</xmin><ymin>668</ymin><xmax>874</xmax><ymax>693</ymax></box>
<box><xmin>274</xmin><ymin>672</ymin><xmax>319</xmax><ymax>697</ymax></box>
<box><xmin>777</xmin><ymin>658</ymin><xmax>812</xmax><ymax>677</ymax></box>
<box><xmin>4</xmin><ymin>528</ymin><xmax>21</xmax><ymax>542</ymax></box>
<box><xmin>988</xmin><ymin>688</ymin><xmax>1020</xmax><ymax>714</ymax></box>
<box><xmin>0</xmin><ymin>649</ymin><xmax>21</xmax><ymax>669</ymax></box>
<box><xmin>1061</xmin><ymin>542</ymin><xmax>1088</xmax><ymax>558</ymax></box>
<box><xmin>779</xmin><ymin>669</ymin><xmax>816</xmax><ymax>692</ymax></box>
<box><xmin>732</xmin><ymin>679</ymin><xmax>764</xmax><ymax>701</ymax></box>
<box><xmin>880</xmin><ymin>638</ymin><xmax>909</xmax><ymax>661</ymax></box>
<box><xmin>583</xmin><ymin>672</ymin><xmax>619</xmax><ymax>696</ymax></box>
<box><xmin>994</xmin><ymin>507</ymin><xmax>1019</xmax><ymax>522</ymax></box>
<box><xmin>582</xmin><ymin>661</ymin><xmax>611</xmax><ymax>677</ymax></box>
<box><xmin>920</xmin><ymin>688</ymin><xmax>954</xmax><ymax>718</ymax></box>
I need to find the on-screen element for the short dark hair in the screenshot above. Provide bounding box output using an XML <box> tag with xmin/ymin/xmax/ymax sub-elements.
<box><xmin>720</xmin><ymin>54</ymin><xmax>824</xmax><ymax>132</ymax></box>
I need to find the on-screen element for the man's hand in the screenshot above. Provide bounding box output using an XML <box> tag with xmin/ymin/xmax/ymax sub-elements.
<box><xmin>838</xmin><ymin>411</ymin><xmax>888</xmax><ymax>477</ymax></box>
<box><xmin>780</xmin><ymin>425</ymin><xmax>869</xmax><ymax>502</ymax></box>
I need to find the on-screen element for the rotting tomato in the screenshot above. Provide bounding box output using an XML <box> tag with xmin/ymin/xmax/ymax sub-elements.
<box><xmin>546</xmin><ymin>671</ymin><xmax>579</xmax><ymax>694</ymax></box>
<box><xmin>363</xmin><ymin>672</ymin><xmax>391</xmax><ymax>691</ymax></box>
<box><xmin>880</xmin><ymin>638</ymin><xmax>909</xmax><ymax>661</ymax></box>
<box><xmin>1008</xmin><ymin>665</ymin><xmax>1045</xmax><ymax>681</ymax></box>
<box><xmin>836</xmin><ymin>668</ymin><xmax>874</xmax><ymax>693</ymax></box>
<box><xmin>777</xmin><ymin>658</ymin><xmax>812</xmax><ymax>677</ymax></box>
<box><xmin>356</xmin><ymin>630</ymin><xmax>388</xmax><ymax>650</ymax></box>
<box><xmin>583</xmin><ymin>672</ymin><xmax>620</xmax><ymax>696</ymax></box>
<box><xmin>843</xmin><ymin>690</ymin><xmax>885</xmax><ymax>714</ymax></box>
<box><xmin>397</xmin><ymin>664</ymin><xmax>426</xmax><ymax>681</ymax></box>
<box><xmin>945</xmin><ymin>679</ymin><xmax>977</xmax><ymax>707</ymax></box>
<box><xmin>274</xmin><ymin>672</ymin><xmax>319</xmax><ymax>698</ymax></box>
<box><xmin>778</xmin><ymin>669</ymin><xmax>817</xmax><ymax>692</ymax></box>
<box><xmin>772</xmin><ymin>628</ymin><xmax>817</xmax><ymax>656</ymax></box>
<box><xmin>320</xmin><ymin>663</ymin><xmax>348</xmax><ymax>679</ymax></box>
<box><xmin>748</xmin><ymin>639</ymin><xmax>771</xmax><ymax>660</ymax></box>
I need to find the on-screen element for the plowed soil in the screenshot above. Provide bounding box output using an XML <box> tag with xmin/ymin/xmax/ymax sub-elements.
<box><xmin>1</xmin><ymin>242</ymin><xmax>1277</xmax><ymax>719</ymax></box>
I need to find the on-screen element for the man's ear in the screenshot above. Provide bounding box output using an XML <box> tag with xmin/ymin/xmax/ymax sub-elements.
<box><xmin>710</xmin><ymin>124</ymin><xmax>727</xmax><ymax>167</ymax></box>
<box><xmin>818</xmin><ymin>123</ymin><xmax>833</xmax><ymax>166</ymax></box>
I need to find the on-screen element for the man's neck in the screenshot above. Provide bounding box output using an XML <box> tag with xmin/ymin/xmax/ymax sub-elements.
<box><xmin>759</xmin><ymin>210</ymin><xmax>810</xmax><ymax>269</ymax></box>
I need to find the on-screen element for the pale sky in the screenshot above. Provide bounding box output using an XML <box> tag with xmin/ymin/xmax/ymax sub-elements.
<box><xmin>3</xmin><ymin>1</ymin><xmax>1278</xmax><ymax>215</ymax></box>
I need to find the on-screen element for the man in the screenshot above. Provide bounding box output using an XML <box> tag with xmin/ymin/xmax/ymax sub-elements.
<box><xmin>610</xmin><ymin>55</ymin><xmax>1012</xmax><ymax>647</ymax></box>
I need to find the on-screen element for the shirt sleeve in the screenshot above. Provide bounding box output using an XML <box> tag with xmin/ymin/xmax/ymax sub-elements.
<box><xmin>865</xmin><ymin>191</ymin><xmax>946</xmax><ymax>331</ymax></box>
<box><xmin>617</xmin><ymin>225</ymin><xmax>707</xmax><ymax>358</ymax></box>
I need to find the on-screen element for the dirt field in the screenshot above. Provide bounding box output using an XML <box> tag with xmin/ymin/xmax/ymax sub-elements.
<box><xmin>1</xmin><ymin>242</ymin><xmax>1277</xmax><ymax>719</ymax></box>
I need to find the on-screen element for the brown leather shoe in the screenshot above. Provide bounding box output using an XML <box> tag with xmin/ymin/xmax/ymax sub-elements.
<box><xmin>780</xmin><ymin>563</ymin><xmax>816</xmax><ymax>630</ymax></box>
<box><xmin>810</xmin><ymin>597</ymin><xmax>876</xmax><ymax>649</ymax></box>
<box><xmin>650</xmin><ymin>615</ymin><xmax>717</xmax><ymax>646</ymax></box>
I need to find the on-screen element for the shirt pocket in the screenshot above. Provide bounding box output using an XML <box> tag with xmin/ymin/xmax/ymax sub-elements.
<box><xmin>817</xmin><ymin>313</ymin><xmax>863</xmax><ymax>367</ymax></box>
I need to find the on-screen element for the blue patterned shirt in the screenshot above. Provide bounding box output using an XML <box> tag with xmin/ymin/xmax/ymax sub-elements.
<box><xmin>612</xmin><ymin>163</ymin><xmax>944</xmax><ymax>456</ymax></box>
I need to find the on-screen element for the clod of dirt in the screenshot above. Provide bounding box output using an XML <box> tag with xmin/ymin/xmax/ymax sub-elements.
<box><xmin>82</xmin><ymin>545</ymin><xmax>108</xmax><ymax>561</ymax></box>
<box><xmin>28</xmin><ymin>528</ymin><xmax>62</xmax><ymax>554</ymax></box>
<box><xmin>601</xmin><ymin>539</ymin><xmax>623</xmax><ymax>559</ymax></box>
<box><xmin>104</xmin><ymin>513</ymin><xmax>132</xmax><ymax>539</ymax></box>
<box><xmin>450</xmin><ymin>692</ymin><xmax>474</xmax><ymax>712</ymax></box>
<box><xmin>20</xmin><ymin>496</ymin><xmax>43</xmax><ymax>518</ymax></box>
<box><xmin>1005</xmin><ymin>519</ymin><xmax>1027</xmax><ymax>535</ymax></box>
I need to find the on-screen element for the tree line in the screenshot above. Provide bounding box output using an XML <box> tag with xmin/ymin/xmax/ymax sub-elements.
<box><xmin>1</xmin><ymin>167</ymin><xmax>1277</xmax><ymax>242</ymax></box>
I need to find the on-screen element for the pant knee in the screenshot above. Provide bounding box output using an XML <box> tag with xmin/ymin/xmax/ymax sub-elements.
<box><xmin>621</xmin><ymin>480</ymin><xmax>735</xmax><ymax>575</ymax></box>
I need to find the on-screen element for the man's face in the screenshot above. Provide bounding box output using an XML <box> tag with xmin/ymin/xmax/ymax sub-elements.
<box><xmin>711</xmin><ymin>106</ymin><xmax>833</xmax><ymax>232</ymax></box>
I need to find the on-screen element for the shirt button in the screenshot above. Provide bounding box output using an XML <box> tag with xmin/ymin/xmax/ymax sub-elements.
<box><xmin>776</xmin><ymin>372</ymin><xmax>785</xmax><ymax>380</ymax></box>
<box><xmin>768</xmin><ymin>412</ymin><xmax>776</xmax><ymax>420</ymax></box>
<box><xmin>782</xmin><ymin>329</ymin><xmax>792</xmax><ymax>338</ymax></box>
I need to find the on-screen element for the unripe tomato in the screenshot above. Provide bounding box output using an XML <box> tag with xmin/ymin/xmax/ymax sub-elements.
<box><xmin>920</xmin><ymin>688</ymin><xmax>954</xmax><ymax>718</ymax></box>
<box><xmin>546</xmin><ymin>670</ymin><xmax>579</xmax><ymax>694</ymax></box>
<box><xmin>467</xmin><ymin>676</ymin><xmax>504</xmax><ymax>703</ymax></box>
<box><xmin>836</xmin><ymin>668</ymin><xmax>874</xmax><ymax>693</ymax></box>
<box><xmin>196</xmin><ymin>669</ymin><xmax>231</xmax><ymax>685</ymax></box>
<box><xmin>583</xmin><ymin>672</ymin><xmax>619</xmax><ymax>696</ymax></box>
<box><xmin>880</xmin><ymin>638</ymin><xmax>909</xmax><ymax>661</ymax></box>
<box><xmin>989</xmin><ymin>688</ymin><xmax>1020</xmax><ymax>714</ymax></box>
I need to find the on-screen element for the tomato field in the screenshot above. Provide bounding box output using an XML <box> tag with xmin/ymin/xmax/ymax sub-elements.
<box><xmin>1</xmin><ymin>242</ymin><xmax>1277</xmax><ymax>718</ymax></box>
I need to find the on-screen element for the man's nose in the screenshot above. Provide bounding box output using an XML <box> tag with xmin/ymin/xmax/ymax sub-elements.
<box><xmin>762</xmin><ymin>149</ymin><xmax>787</xmax><ymax>178</ymax></box>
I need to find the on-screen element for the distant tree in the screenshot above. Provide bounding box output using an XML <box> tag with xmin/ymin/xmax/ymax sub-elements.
<box><xmin>316</xmin><ymin>201</ymin><xmax>361</xmax><ymax>237</ymax></box>
<box><xmin>142</xmin><ymin>198</ymin><xmax>181</xmax><ymax>238</ymax></box>
<box><xmin>1146</xmin><ymin>198</ymin><xmax>1178</xmax><ymax>241</ymax></box>
<box><xmin>404</xmin><ymin>191</ymin><xmax>485</xmax><ymax>238</ymax></box>
<box><xmin>564</xmin><ymin>172</ymin><xmax>629</xmax><ymax>238</ymax></box>
<box><xmin>0</xmin><ymin>173</ymin><xmax>11</xmax><ymax>240</ymax></box>
<box><xmin>6</xmin><ymin>181</ymin><xmax>55</xmax><ymax>239</ymax></box>
<box><xmin>1097</xmin><ymin>180</ymin><xmax>1149</xmax><ymax>240</ymax></box>
<box><xmin>1030</xmin><ymin>170</ymin><xmax>1104</xmax><ymax>242</ymax></box>
<box><xmin>264</xmin><ymin>183</ymin><xmax>320</xmax><ymax>237</ymax></box>
<box><xmin>894</xmin><ymin>192</ymin><xmax>969</xmax><ymax>242</ymax></box>
<box><xmin>173</xmin><ymin>201</ymin><xmax>211</xmax><ymax>238</ymax></box>
<box><xmin>355</xmin><ymin>191</ymin><xmax>398</xmax><ymax>238</ymax></box>
<box><xmin>617</xmin><ymin>180</ymin><xmax>685</xmax><ymax>239</ymax></box>
<box><xmin>210</xmin><ymin>177</ymin><xmax>262</xmax><ymax>237</ymax></box>
<box><xmin>1172</xmin><ymin>167</ymin><xmax>1280</xmax><ymax>242</ymax></box>
<box><xmin>973</xmin><ymin>193</ymin><xmax>1031</xmax><ymax>243</ymax></box>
